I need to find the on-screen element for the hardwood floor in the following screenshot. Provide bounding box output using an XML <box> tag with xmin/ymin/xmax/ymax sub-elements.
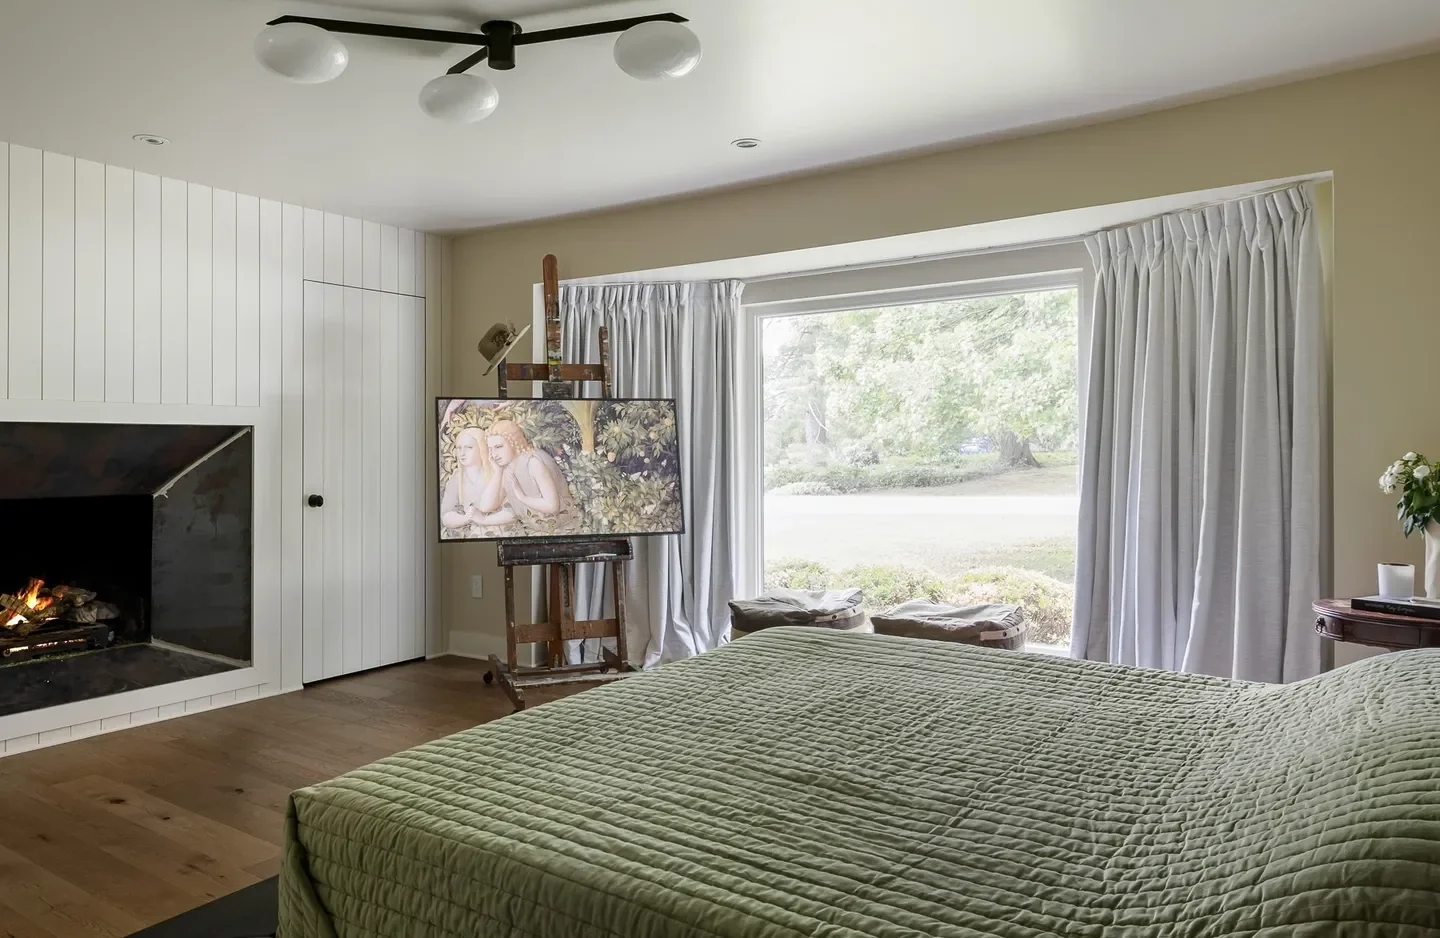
<box><xmin>0</xmin><ymin>656</ymin><xmax>582</xmax><ymax>937</ymax></box>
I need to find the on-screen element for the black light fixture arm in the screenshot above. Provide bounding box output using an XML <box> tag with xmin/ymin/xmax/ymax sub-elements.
<box><xmin>266</xmin><ymin>12</ymin><xmax>688</xmax><ymax>75</ymax></box>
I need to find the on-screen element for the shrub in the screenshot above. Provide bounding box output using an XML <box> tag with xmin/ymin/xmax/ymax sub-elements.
<box><xmin>764</xmin><ymin>558</ymin><xmax>835</xmax><ymax>592</ymax></box>
<box><xmin>771</xmin><ymin>479</ymin><xmax>839</xmax><ymax>496</ymax></box>
<box><xmin>947</xmin><ymin>566</ymin><xmax>1074</xmax><ymax>645</ymax></box>
<box><xmin>764</xmin><ymin>458</ymin><xmax>1001</xmax><ymax>494</ymax></box>
<box><xmin>759</xmin><ymin>560</ymin><xmax>1076</xmax><ymax>645</ymax></box>
<box><xmin>836</xmin><ymin>442</ymin><xmax>880</xmax><ymax>467</ymax></box>
<box><xmin>836</xmin><ymin>564</ymin><xmax>948</xmax><ymax>609</ymax></box>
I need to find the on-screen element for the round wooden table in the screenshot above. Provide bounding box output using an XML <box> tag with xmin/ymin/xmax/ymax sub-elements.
<box><xmin>1313</xmin><ymin>599</ymin><xmax>1440</xmax><ymax>651</ymax></box>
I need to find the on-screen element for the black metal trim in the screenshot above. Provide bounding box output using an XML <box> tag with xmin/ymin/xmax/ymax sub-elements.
<box><xmin>446</xmin><ymin>47</ymin><xmax>490</xmax><ymax>75</ymax></box>
<box><xmin>265</xmin><ymin>12</ymin><xmax>689</xmax><ymax>67</ymax></box>
<box><xmin>266</xmin><ymin>15</ymin><xmax>488</xmax><ymax>46</ymax></box>
<box><xmin>514</xmin><ymin>13</ymin><xmax>688</xmax><ymax>46</ymax></box>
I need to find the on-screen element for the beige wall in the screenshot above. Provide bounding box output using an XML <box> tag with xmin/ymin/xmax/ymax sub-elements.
<box><xmin>445</xmin><ymin>53</ymin><xmax>1440</xmax><ymax>662</ymax></box>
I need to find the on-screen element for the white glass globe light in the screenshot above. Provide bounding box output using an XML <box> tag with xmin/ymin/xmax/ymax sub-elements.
<box><xmin>254</xmin><ymin>23</ymin><xmax>349</xmax><ymax>84</ymax></box>
<box><xmin>613</xmin><ymin>21</ymin><xmax>701</xmax><ymax>81</ymax></box>
<box><xmin>418</xmin><ymin>73</ymin><xmax>500</xmax><ymax>123</ymax></box>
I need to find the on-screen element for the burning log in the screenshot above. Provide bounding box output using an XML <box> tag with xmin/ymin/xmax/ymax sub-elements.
<box><xmin>1</xmin><ymin>578</ymin><xmax>111</xmax><ymax>634</ymax></box>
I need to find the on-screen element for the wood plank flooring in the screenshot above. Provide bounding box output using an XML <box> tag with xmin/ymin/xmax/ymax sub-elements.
<box><xmin>0</xmin><ymin>656</ymin><xmax>583</xmax><ymax>937</ymax></box>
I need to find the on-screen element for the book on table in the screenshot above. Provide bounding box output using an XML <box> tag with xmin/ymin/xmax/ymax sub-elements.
<box><xmin>1350</xmin><ymin>595</ymin><xmax>1440</xmax><ymax>620</ymax></box>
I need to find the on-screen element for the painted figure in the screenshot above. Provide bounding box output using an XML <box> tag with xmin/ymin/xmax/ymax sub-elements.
<box><xmin>440</xmin><ymin>420</ymin><xmax>579</xmax><ymax>536</ymax></box>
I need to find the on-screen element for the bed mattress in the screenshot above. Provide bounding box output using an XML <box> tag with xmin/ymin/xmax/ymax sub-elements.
<box><xmin>280</xmin><ymin>628</ymin><xmax>1440</xmax><ymax>937</ymax></box>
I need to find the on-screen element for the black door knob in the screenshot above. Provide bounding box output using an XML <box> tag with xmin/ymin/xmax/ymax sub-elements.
<box><xmin>308</xmin><ymin>494</ymin><xmax>324</xmax><ymax>508</ymax></box>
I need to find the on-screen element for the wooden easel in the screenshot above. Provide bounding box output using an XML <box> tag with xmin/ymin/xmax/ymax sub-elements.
<box><xmin>482</xmin><ymin>254</ymin><xmax>636</xmax><ymax>710</ymax></box>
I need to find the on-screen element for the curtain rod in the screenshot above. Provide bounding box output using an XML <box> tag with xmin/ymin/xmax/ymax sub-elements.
<box><xmin>565</xmin><ymin>175</ymin><xmax>1329</xmax><ymax>288</ymax></box>
<box><xmin>1087</xmin><ymin>177</ymin><xmax>1325</xmax><ymax>237</ymax></box>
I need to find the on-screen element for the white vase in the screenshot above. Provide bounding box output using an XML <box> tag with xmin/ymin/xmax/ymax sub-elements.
<box><xmin>1426</xmin><ymin>523</ymin><xmax>1440</xmax><ymax>600</ymax></box>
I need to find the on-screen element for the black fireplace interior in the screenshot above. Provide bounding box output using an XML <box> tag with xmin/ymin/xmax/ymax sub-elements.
<box><xmin>0</xmin><ymin>422</ymin><xmax>254</xmax><ymax>718</ymax></box>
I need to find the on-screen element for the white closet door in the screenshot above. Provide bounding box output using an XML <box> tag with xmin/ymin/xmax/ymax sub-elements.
<box><xmin>301</xmin><ymin>285</ymin><xmax>427</xmax><ymax>681</ymax></box>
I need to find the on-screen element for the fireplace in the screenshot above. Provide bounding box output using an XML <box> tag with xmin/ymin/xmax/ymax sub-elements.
<box><xmin>0</xmin><ymin>422</ymin><xmax>254</xmax><ymax>718</ymax></box>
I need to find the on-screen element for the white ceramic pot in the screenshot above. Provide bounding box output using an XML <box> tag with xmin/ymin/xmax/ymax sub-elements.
<box><xmin>1426</xmin><ymin>522</ymin><xmax>1440</xmax><ymax>600</ymax></box>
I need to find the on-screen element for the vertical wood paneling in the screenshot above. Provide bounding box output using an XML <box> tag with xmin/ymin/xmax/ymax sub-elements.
<box><xmin>211</xmin><ymin>189</ymin><xmax>237</xmax><ymax>406</ymax></box>
<box><xmin>7</xmin><ymin>146</ymin><xmax>40</xmax><ymax>399</ymax></box>
<box><xmin>42</xmin><ymin>151</ymin><xmax>75</xmax><ymax>401</ymax></box>
<box><xmin>396</xmin><ymin>295</ymin><xmax>418</xmax><ymax>660</ymax></box>
<box><xmin>303</xmin><ymin>208</ymin><xmax>323</xmax><ymax>282</ymax></box>
<box><xmin>361</xmin><ymin>221</ymin><xmax>380</xmax><ymax>291</ymax></box>
<box><xmin>0</xmin><ymin>145</ymin><xmax>7</xmax><ymax>398</ymax></box>
<box><xmin>322</xmin><ymin>284</ymin><xmax>345</xmax><ymax>678</ymax></box>
<box><xmin>3</xmin><ymin>141</ymin><xmax>436</xmax><ymax>687</ymax></box>
<box><xmin>132</xmin><ymin>173</ymin><xmax>161</xmax><ymax>403</ymax></box>
<box><xmin>412</xmin><ymin>296</ymin><xmax>427</xmax><ymax>660</ymax></box>
<box><xmin>323</xmin><ymin>212</ymin><xmax>343</xmax><ymax>285</ymax></box>
<box><xmin>380</xmin><ymin>225</ymin><xmax>398</xmax><ymax>294</ymax></box>
<box><xmin>342</xmin><ymin>286</ymin><xmax>363</xmax><ymax>675</ymax></box>
<box><xmin>186</xmin><ymin>183</ymin><xmax>212</xmax><ymax>404</ymax></box>
<box><xmin>301</xmin><ymin>281</ymin><xmax>325</xmax><ymax>683</ymax></box>
<box><xmin>280</xmin><ymin>203</ymin><xmax>305</xmax><ymax>690</ymax></box>
<box><xmin>424</xmin><ymin>235</ymin><xmax>444</xmax><ymax>657</ymax></box>
<box><xmin>258</xmin><ymin>199</ymin><xmax>283</xmax><ymax>684</ymax></box>
<box><xmin>343</xmin><ymin>216</ymin><xmax>361</xmax><ymax>288</ymax></box>
<box><xmin>379</xmin><ymin>292</ymin><xmax>400</xmax><ymax>665</ymax></box>
<box><xmin>398</xmin><ymin>228</ymin><xmax>415</xmax><ymax>296</ymax></box>
<box><xmin>236</xmin><ymin>193</ymin><xmax>260</xmax><ymax>407</ymax></box>
<box><xmin>104</xmin><ymin>164</ymin><xmax>136</xmax><ymax>402</ymax></box>
<box><xmin>159</xmin><ymin>178</ymin><xmax>188</xmax><ymax>403</ymax></box>
<box><xmin>74</xmin><ymin>159</ymin><xmax>106</xmax><ymax>402</ymax></box>
<box><xmin>362</xmin><ymin>289</ymin><xmax>382</xmax><ymax>668</ymax></box>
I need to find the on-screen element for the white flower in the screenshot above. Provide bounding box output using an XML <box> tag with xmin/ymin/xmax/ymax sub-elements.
<box><xmin>1406</xmin><ymin>452</ymin><xmax>1418</xmax><ymax>461</ymax></box>
<box><xmin>1414</xmin><ymin>464</ymin><xmax>1432</xmax><ymax>480</ymax></box>
<box><xmin>1393</xmin><ymin>461</ymin><xmax>1406</xmax><ymax>474</ymax></box>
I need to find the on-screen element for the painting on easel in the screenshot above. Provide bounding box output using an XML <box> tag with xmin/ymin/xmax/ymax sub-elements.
<box><xmin>437</xmin><ymin>397</ymin><xmax>684</xmax><ymax>542</ymax></box>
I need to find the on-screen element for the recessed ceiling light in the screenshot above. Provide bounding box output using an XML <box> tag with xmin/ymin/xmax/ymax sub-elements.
<box><xmin>132</xmin><ymin>134</ymin><xmax>169</xmax><ymax>146</ymax></box>
<box><xmin>731</xmin><ymin>137</ymin><xmax>761</xmax><ymax>149</ymax></box>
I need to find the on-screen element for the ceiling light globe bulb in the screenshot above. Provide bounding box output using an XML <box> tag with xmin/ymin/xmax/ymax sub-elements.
<box><xmin>254</xmin><ymin>23</ymin><xmax>349</xmax><ymax>84</ymax></box>
<box><xmin>614</xmin><ymin>21</ymin><xmax>701</xmax><ymax>81</ymax></box>
<box><xmin>419</xmin><ymin>73</ymin><xmax>500</xmax><ymax>123</ymax></box>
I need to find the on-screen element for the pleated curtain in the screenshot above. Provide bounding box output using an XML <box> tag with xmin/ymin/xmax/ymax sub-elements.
<box><xmin>556</xmin><ymin>281</ymin><xmax>745</xmax><ymax>668</ymax></box>
<box><xmin>1072</xmin><ymin>185</ymin><xmax>1327</xmax><ymax>682</ymax></box>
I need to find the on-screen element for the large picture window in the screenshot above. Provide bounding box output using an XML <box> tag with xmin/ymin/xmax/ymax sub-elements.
<box><xmin>756</xmin><ymin>283</ymin><xmax>1080</xmax><ymax>652</ymax></box>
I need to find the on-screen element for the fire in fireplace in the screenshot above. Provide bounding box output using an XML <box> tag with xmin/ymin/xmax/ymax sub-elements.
<box><xmin>0</xmin><ymin>421</ymin><xmax>255</xmax><ymax>718</ymax></box>
<box><xmin>1</xmin><ymin>577</ymin><xmax>118</xmax><ymax>664</ymax></box>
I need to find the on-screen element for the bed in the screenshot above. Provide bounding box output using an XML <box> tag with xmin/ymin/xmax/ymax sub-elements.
<box><xmin>279</xmin><ymin>628</ymin><xmax>1440</xmax><ymax>937</ymax></box>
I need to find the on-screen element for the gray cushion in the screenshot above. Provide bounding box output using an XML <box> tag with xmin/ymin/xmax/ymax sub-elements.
<box><xmin>871</xmin><ymin>600</ymin><xmax>1027</xmax><ymax>649</ymax></box>
<box><xmin>729</xmin><ymin>588</ymin><xmax>865</xmax><ymax>632</ymax></box>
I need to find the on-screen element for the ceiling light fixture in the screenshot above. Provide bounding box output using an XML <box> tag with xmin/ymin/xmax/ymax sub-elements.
<box><xmin>132</xmin><ymin>134</ymin><xmax>169</xmax><ymax>146</ymax></box>
<box><xmin>255</xmin><ymin>12</ymin><xmax>700</xmax><ymax>123</ymax></box>
<box><xmin>731</xmin><ymin>137</ymin><xmax>761</xmax><ymax>149</ymax></box>
<box><xmin>254</xmin><ymin>22</ymin><xmax>349</xmax><ymax>84</ymax></box>
<box><xmin>613</xmin><ymin>20</ymin><xmax>702</xmax><ymax>81</ymax></box>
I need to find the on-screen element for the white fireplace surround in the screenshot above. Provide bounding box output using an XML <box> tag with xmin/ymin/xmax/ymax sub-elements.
<box><xmin>0</xmin><ymin>140</ymin><xmax>447</xmax><ymax>755</ymax></box>
<box><xmin>0</xmin><ymin>402</ymin><xmax>272</xmax><ymax>751</ymax></box>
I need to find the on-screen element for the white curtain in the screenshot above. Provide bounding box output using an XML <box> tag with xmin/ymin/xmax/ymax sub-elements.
<box><xmin>1072</xmin><ymin>185</ymin><xmax>1327</xmax><ymax>682</ymax></box>
<box><xmin>555</xmin><ymin>281</ymin><xmax>745</xmax><ymax>668</ymax></box>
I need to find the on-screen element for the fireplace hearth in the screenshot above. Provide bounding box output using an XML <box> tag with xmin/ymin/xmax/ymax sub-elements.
<box><xmin>0</xmin><ymin>421</ymin><xmax>254</xmax><ymax>719</ymax></box>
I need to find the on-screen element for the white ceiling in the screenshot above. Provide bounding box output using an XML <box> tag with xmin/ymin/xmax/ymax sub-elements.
<box><xmin>0</xmin><ymin>0</ymin><xmax>1436</xmax><ymax>232</ymax></box>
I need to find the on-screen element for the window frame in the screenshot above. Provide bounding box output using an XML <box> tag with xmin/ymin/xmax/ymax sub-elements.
<box><xmin>737</xmin><ymin>261</ymin><xmax>1088</xmax><ymax>603</ymax></box>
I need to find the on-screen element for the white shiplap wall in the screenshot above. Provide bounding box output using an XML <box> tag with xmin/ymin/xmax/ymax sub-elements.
<box><xmin>0</xmin><ymin>141</ymin><xmax>447</xmax><ymax>755</ymax></box>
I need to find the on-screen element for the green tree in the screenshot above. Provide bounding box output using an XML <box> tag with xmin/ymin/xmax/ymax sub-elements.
<box><xmin>762</xmin><ymin>289</ymin><xmax>1077</xmax><ymax>470</ymax></box>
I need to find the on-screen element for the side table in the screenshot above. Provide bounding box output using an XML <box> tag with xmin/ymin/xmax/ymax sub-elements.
<box><xmin>1313</xmin><ymin>599</ymin><xmax>1440</xmax><ymax>651</ymax></box>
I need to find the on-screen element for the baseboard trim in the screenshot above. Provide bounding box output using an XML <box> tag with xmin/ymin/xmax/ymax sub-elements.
<box><xmin>446</xmin><ymin>630</ymin><xmax>539</xmax><ymax>667</ymax></box>
<box><xmin>446</xmin><ymin>630</ymin><xmax>505</xmax><ymax>661</ymax></box>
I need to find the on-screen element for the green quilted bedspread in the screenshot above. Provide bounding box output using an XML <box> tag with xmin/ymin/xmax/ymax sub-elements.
<box><xmin>280</xmin><ymin>628</ymin><xmax>1440</xmax><ymax>938</ymax></box>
